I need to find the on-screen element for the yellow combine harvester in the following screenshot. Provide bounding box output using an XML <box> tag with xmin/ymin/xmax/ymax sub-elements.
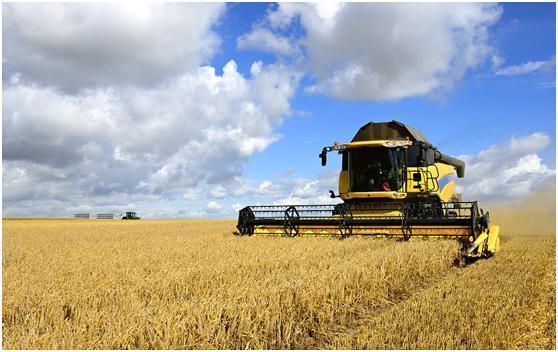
<box><xmin>236</xmin><ymin>121</ymin><xmax>500</xmax><ymax>260</ymax></box>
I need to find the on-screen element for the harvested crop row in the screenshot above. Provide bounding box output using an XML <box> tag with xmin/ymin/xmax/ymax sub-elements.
<box><xmin>331</xmin><ymin>235</ymin><xmax>556</xmax><ymax>349</ymax></box>
<box><xmin>3</xmin><ymin>219</ymin><xmax>459</xmax><ymax>349</ymax></box>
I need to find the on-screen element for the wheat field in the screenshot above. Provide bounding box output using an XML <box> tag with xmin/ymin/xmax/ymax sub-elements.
<box><xmin>2</xmin><ymin>214</ymin><xmax>556</xmax><ymax>349</ymax></box>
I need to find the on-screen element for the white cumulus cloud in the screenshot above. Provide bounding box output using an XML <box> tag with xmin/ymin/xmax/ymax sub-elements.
<box><xmin>2</xmin><ymin>3</ymin><xmax>225</xmax><ymax>90</ymax></box>
<box><xmin>456</xmin><ymin>133</ymin><xmax>555</xmax><ymax>200</ymax></box>
<box><xmin>3</xmin><ymin>60</ymin><xmax>300</xmax><ymax>216</ymax></box>
<box><xmin>241</xmin><ymin>3</ymin><xmax>502</xmax><ymax>101</ymax></box>
<box><xmin>237</xmin><ymin>28</ymin><xmax>294</xmax><ymax>55</ymax></box>
<box><xmin>207</xmin><ymin>201</ymin><xmax>222</xmax><ymax>211</ymax></box>
<box><xmin>182</xmin><ymin>189</ymin><xmax>199</xmax><ymax>201</ymax></box>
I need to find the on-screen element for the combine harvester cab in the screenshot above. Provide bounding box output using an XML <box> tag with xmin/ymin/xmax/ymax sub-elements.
<box><xmin>237</xmin><ymin>121</ymin><xmax>500</xmax><ymax>260</ymax></box>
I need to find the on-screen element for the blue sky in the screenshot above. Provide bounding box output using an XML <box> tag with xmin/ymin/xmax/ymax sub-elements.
<box><xmin>2</xmin><ymin>2</ymin><xmax>556</xmax><ymax>218</ymax></box>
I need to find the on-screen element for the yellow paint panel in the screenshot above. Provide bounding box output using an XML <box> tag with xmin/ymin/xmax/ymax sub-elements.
<box><xmin>440</xmin><ymin>181</ymin><xmax>455</xmax><ymax>203</ymax></box>
<box><xmin>339</xmin><ymin>170</ymin><xmax>349</xmax><ymax>194</ymax></box>
<box><xmin>253</xmin><ymin>225</ymin><xmax>472</xmax><ymax>238</ymax></box>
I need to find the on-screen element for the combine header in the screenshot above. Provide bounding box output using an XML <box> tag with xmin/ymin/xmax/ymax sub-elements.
<box><xmin>236</xmin><ymin>121</ymin><xmax>500</xmax><ymax>260</ymax></box>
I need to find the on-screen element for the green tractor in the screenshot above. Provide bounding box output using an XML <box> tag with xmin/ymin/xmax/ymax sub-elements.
<box><xmin>122</xmin><ymin>211</ymin><xmax>140</xmax><ymax>220</ymax></box>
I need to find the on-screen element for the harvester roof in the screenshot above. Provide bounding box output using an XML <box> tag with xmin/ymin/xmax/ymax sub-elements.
<box><xmin>351</xmin><ymin>120</ymin><xmax>429</xmax><ymax>143</ymax></box>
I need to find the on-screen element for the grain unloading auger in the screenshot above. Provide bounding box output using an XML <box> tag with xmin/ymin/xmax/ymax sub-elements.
<box><xmin>236</xmin><ymin>121</ymin><xmax>500</xmax><ymax>260</ymax></box>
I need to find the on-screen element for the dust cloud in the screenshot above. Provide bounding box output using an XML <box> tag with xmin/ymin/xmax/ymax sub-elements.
<box><xmin>484</xmin><ymin>181</ymin><xmax>556</xmax><ymax>237</ymax></box>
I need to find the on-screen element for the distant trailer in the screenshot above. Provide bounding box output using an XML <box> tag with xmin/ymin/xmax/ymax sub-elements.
<box><xmin>97</xmin><ymin>214</ymin><xmax>115</xmax><ymax>220</ymax></box>
<box><xmin>74</xmin><ymin>214</ymin><xmax>90</xmax><ymax>219</ymax></box>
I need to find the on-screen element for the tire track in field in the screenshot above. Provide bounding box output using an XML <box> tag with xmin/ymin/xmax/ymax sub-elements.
<box><xmin>212</xmin><ymin>236</ymin><xmax>458</xmax><ymax>349</ymax></box>
<box><xmin>293</xmin><ymin>240</ymin><xmax>463</xmax><ymax>349</ymax></box>
<box><xmin>320</xmin><ymin>263</ymin><xmax>465</xmax><ymax>349</ymax></box>
<box><xmin>313</xmin><ymin>263</ymin><xmax>461</xmax><ymax>347</ymax></box>
<box><xmin>326</xmin><ymin>235</ymin><xmax>556</xmax><ymax>349</ymax></box>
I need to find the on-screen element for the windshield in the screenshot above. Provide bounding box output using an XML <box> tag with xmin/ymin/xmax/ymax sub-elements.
<box><xmin>348</xmin><ymin>148</ymin><xmax>403</xmax><ymax>192</ymax></box>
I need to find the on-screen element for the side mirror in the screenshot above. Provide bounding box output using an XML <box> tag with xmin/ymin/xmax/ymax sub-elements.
<box><xmin>419</xmin><ymin>143</ymin><xmax>435</xmax><ymax>165</ymax></box>
<box><xmin>424</xmin><ymin>149</ymin><xmax>435</xmax><ymax>164</ymax></box>
<box><xmin>319</xmin><ymin>148</ymin><xmax>327</xmax><ymax>166</ymax></box>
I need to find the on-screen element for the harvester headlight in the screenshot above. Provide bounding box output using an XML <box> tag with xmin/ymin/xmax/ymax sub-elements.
<box><xmin>331</xmin><ymin>144</ymin><xmax>346</xmax><ymax>151</ymax></box>
<box><xmin>385</xmin><ymin>140</ymin><xmax>412</xmax><ymax>148</ymax></box>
